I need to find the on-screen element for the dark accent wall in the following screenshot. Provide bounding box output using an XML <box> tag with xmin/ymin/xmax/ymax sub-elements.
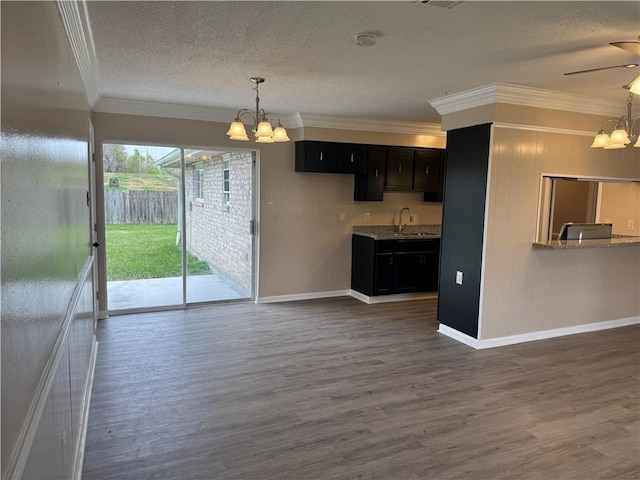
<box><xmin>437</xmin><ymin>124</ymin><xmax>492</xmax><ymax>338</ymax></box>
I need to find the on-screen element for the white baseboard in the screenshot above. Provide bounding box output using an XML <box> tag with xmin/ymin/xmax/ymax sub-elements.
<box><xmin>437</xmin><ymin>324</ymin><xmax>480</xmax><ymax>348</ymax></box>
<box><xmin>439</xmin><ymin>316</ymin><xmax>640</xmax><ymax>349</ymax></box>
<box><xmin>256</xmin><ymin>290</ymin><xmax>350</xmax><ymax>304</ymax></box>
<box><xmin>73</xmin><ymin>339</ymin><xmax>98</xmax><ymax>480</ymax></box>
<box><xmin>350</xmin><ymin>290</ymin><xmax>438</xmax><ymax>304</ymax></box>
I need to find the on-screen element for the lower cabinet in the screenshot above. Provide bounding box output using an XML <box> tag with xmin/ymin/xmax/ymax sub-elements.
<box><xmin>351</xmin><ymin>235</ymin><xmax>440</xmax><ymax>296</ymax></box>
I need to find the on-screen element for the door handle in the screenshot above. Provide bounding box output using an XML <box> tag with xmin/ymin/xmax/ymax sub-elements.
<box><xmin>398</xmin><ymin>164</ymin><xmax>402</xmax><ymax>173</ymax></box>
<box><xmin>426</xmin><ymin>166</ymin><xmax>430</xmax><ymax>175</ymax></box>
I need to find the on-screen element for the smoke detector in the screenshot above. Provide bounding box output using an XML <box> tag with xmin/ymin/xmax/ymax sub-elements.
<box><xmin>354</xmin><ymin>32</ymin><xmax>377</xmax><ymax>47</ymax></box>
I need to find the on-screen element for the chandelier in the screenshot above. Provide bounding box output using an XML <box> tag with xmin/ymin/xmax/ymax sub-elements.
<box><xmin>226</xmin><ymin>77</ymin><xmax>290</xmax><ymax>144</ymax></box>
<box><xmin>590</xmin><ymin>93</ymin><xmax>640</xmax><ymax>149</ymax></box>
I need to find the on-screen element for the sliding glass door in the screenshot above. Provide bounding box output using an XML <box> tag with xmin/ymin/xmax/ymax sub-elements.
<box><xmin>103</xmin><ymin>144</ymin><xmax>254</xmax><ymax>313</ymax></box>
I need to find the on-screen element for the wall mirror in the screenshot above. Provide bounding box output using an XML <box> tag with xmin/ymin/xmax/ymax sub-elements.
<box><xmin>537</xmin><ymin>176</ymin><xmax>640</xmax><ymax>242</ymax></box>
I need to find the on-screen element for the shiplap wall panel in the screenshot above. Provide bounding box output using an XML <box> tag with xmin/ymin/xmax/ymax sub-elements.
<box><xmin>480</xmin><ymin>127</ymin><xmax>640</xmax><ymax>339</ymax></box>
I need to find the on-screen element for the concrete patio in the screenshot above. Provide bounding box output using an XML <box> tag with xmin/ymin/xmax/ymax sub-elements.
<box><xmin>107</xmin><ymin>273</ymin><xmax>250</xmax><ymax>311</ymax></box>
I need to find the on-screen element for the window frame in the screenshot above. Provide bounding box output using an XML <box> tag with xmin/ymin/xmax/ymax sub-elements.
<box><xmin>193</xmin><ymin>164</ymin><xmax>204</xmax><ymax>202</ymax></box>
<box><xmin>222</xmin><ymin>157</ymin><xmax>230</xmax><ymax>206</ymax></box>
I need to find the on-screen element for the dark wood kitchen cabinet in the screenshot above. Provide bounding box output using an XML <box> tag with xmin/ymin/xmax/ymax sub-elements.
<box><xmin>337</xmin><ymin>143</ymin><xmax>367</xmax><ymax>174</ymax></box>
<box><xmin>351</xmin><ymin>235</ymin><xmax>440</xmax><ymax>296</ymax></box>
<box><xmin>295</xmin><ymin>141</ymin><xmax>337</xmax><ymax>172</ymax></box>
<box><xmin>385</xmin><ymin>147</ymin><xmax>414</xmax><ymax>190</ymax></box>
<box><xmin>413</xmin><ymin>149</ymin><xmax>441</xmax><ymax>192</ymax></box>
<box><xmin>295</xmin><ymin>141</ymin><xmax>366</xmax><ymax>174</ymax></box>
<box><xmin>394</xmin><ymin>240</ymin><xmax>440</xmax><ymax>293</ymax></box>
<box><xmin>354</xmin><ymin>145</ymin><xmax>387</xmax><ymax>201</ymax></box>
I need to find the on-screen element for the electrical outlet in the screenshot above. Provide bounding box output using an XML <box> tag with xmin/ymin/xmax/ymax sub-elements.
<box><xmin>364</xmin><ymin>213</ymin><xmax>371</xmax><ymax>221</ymax></box>
<box><xmin>456</xmin><ymin>271</ymin><xmax>463</xmax><ymax>285</ymax></box>
<box><xmin>266</xmin><ymin>193</ymin><xmax>274</xmax><ymax>205</ymax></box>
<box><xmin>339</xmin><ymin>212</ymin><xmax>346</xmax><ymax>222</ymax></box>
<box><xmin>628</xmin><ymin>220</ymin><xmax>635</xmax><ymax>231</ymax></box>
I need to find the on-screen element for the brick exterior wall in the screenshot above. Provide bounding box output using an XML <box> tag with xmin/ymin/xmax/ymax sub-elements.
<box><xmin>185</xmin><ymin>151</ymin><xmax>253</xmax><ymax>293</ymax></box>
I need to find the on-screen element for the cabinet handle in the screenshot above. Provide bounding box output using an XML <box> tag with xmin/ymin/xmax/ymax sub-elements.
<box><xmin>320</xmin><ymin>152</ymin><xmax>323</xmax><ymax>161</ymax></box>
<box><xmin>398</xmin><ymin>164</ymin><xmax>402</xmax><ymax>173</ymax></box>
<box><xmin>350</xmin><ymin>153</ymin><xmax>355</xmax><ymax>163</ymax></box>
<box><xmin>374</xmin><ymin>168</ymin><xmax>378</xmax><ymax>178</ymax></box>
<box><xmin>389</xmin><ymin>257</ymin><xmax>393</xmax><ymax>265</ymax></box>
<box><xmin>426</xmin><ymin>166</ymin><xmax>430</xmax><ymax>175</ymax></box>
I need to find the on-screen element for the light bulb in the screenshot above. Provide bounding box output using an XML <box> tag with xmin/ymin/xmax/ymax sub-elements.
<box><xmin>609</xmin><ymin>128</ymin><xmax>630</xmax><ymax>145</ymax></box>
<box><xmin>256</xmin><ymin>121</ymin><xmax>274</xmax><ymax>138</ymax></box>
<box><xmin>227</xmin><ymin>119</ymin><xmax>247</xmax><ymax>139</ymax></box>
<box><xmin>590</xmin><ymin>131</ymin><xmax>609</xmax><ymax>148</ymax></box>
<box><xmin>273</xmin><ymin>125</ymin><xmax>290</xmax><ymax>142</ymax></box>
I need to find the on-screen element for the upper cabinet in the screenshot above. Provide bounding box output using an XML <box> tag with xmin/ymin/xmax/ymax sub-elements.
<box><xmin>414</xmin><ymin>149</ymin><xmax>444</xmax><ymax>202</ymax></box>
<box><xmin>385</xmin><ymin>147</ymin><xmax>414</xmax><ymax>191</ymax></box>
<box><xmin>354</xmin><ymin>145</ymin><xmax>387</xmax><ymax>201</ymax></box>
<box><xmin>295</xmin><ymin>141</ymin><xmax>366</xmax><ymax>174</ymax></box>
<box><xmin>295</xmin><ymin>141</ymin><xmax>338</xmax><ymax>172</ymax></box>
<box><xmin>337</xmin><ymin>143</ymin><xmax>367</xmax><ymax>174</ymax></box>
<box><xmin>295</xmin><ymin>140</ymin><xmax>445</xmax><ymax>202</ymax></box>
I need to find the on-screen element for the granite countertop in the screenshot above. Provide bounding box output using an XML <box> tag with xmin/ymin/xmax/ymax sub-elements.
<box><xmin>353</xmin><ymin>224</ymin><xmax>441</xmax><ymax>240</ymax></box>
<box><xmin>532</xmin><ymin>235</ymin><xmax>640</xmax><ymax>250</ymax></box>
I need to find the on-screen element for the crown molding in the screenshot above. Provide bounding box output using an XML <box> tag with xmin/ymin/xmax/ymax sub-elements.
<box><xmin>430</xmin><ymin>83</ymin><xmax>631</xmax><ymax>118</ymax></box>
<box><xmin>57</xmin><ymin>0</ymin><xmax>100</xmax><ymax>107</ymax></box>
<box><xmin>94</xmin><ymin>97</ymin><xmax>245</xmax><ymax>123</ymax></box>
<box><xmin>297</xmin><ymin>113</ymin><xmax>445</xmax><ymax>136</ymax></box>
<box><xmin>493</xmin><ymin>122</ymin><xmax>594</xmax><ymax>137</ymax></box>
<box><xmin>93</xmin><ymin>98</ymin><xmax>444</xmax><ymax>136</ymax></box>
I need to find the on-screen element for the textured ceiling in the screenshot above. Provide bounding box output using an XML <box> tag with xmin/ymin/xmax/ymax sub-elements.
<box><xmin>86</xmin><ymin>1</ymin><xmax>640</xmax><ymax>124</ymax></box>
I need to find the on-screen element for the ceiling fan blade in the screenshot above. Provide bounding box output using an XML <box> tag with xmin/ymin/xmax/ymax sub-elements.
<box><xmin>564</xmin><ymin>63</ymin><xmax>639</xmax><ymax>76</ymax></box>
<box><xmin>623</xmin><ymin>73</ymin><xmax>640</xmax><ymax>91</ymax></box>
<box><xmin>610</xmin><ymin>41</ymin><xmax>640</xmax><ymax>56</ymax></box>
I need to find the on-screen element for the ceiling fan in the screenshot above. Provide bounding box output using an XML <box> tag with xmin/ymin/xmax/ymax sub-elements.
<box><xmin>564</xmin><ymin>39</ymin><xmax>640</xmax><ymax>90</ymax></box>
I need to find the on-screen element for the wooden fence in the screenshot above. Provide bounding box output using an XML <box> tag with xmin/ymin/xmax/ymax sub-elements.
<box><xmin>104</xmin><ymin>190</ymin><xmax>178</xmax><ymax>224</ymax></box>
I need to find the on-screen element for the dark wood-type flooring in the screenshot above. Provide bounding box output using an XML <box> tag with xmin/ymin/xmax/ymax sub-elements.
<box><xmin>82</xmin><ymin>298</ymin><xmax>640</xmax><ymax>479</ymax></box>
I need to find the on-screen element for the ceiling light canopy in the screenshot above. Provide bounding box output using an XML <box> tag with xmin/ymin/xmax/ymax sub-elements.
<box><xmin>226</xmin><ymin>77</ymin><xmax>289</xmax><ymax>144</ymax></box>
<box><xmin>590</xmin><ymin>93</ymin><xmax>640</xmax><ymax>149</ymax></box>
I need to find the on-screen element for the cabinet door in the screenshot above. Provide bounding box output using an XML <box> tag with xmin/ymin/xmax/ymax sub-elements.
<box><xmin>394</xmin><ymin>239</ymin><xmax>440</xmax><ymax>293</ymax></box>
<box><xmin>295</xmin><ymin>141</ymin><xmax>337</xmax><ymax>172</ymax></box>
<box><xmin>337</xmin><ymin>143</ymin><xmax>367</xmax><ymax>174</ymax></box>
<box><xmin>385</xmin><ymin>147</ymin><xmax>414</xmax><ymax>190</ymax></box>
<box><xmin>374</xmin><ymin>253</ymin><xmax>395</xmax><ymax>294</ymax></box>
<box><xmin>421</xmin><ymin>251</ymin><xmax>439</xmax><ymax>291</ymax></box>
<box><xmin>394</xmin><ymin>252</ymin><xmax>423</xmax><ymax>293</ymax></box>
<box><xmin>354</xmin><ymin>146</ymin><xmax>386</xmax><ymax>201</ymax></box>
<box><xmin>413</xmin><ymin>149</ymin><xmax>441</xmax><ymax>193</ymax></box>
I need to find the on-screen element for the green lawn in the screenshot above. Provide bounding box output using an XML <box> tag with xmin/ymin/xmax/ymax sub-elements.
<box><xmin>106</xmin><ymin>224</ymin><xmax>211</xmax><ymax>281</ymax></box>
<box><xmin>104</xmin><ymin>172</ymin><xmax>178</xmax><ymax>191</ymax></box>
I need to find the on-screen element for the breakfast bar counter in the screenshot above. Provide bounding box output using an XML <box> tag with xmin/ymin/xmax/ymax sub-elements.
<box><xmin>532</xmin><ymin>235</ymin><xmax>640</xmax><ymax>250</ymax></box>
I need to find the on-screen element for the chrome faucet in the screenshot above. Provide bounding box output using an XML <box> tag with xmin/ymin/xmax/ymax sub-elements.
<box><xmin>397</xmin><ymin>207</ymin><xmax>414</xmax><ymax>232</ymax></box>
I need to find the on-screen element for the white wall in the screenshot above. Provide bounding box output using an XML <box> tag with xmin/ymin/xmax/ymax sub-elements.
<box><xmin>599</xmin><ymin>181</ymin><xmax>640</xmax><ymax>236</ymax></box>
<box><xmin>1</xmin><ymin>2</ymin><xmax>97</xmax><ymax>477</ymax></box>
<box><xmin>480</xmin><ymin>126</ymin><xmax>640</xmax><ymax>339</ymax></box>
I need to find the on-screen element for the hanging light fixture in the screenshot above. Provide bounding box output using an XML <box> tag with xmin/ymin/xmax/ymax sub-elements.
<box><xmin>226</xmin><ymin>77</ymin><xmax>290</xmax><ymax>144</ymax></box>
<box><xmin>590</xmin><ymin>93</ymin><xmax>640</xmax><ymax>149</ymax></box>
